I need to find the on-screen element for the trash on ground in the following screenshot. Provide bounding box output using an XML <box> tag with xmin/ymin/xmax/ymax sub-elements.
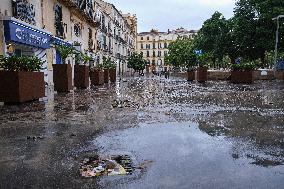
<box><xmin>27</xmin><ymin>136</ymin><xmax>44</xmax><ymax>141</ymax></box>
<box><xmin>79</xmin><ymin>155</ymin><xmax>134</xmax><ymax>178</ymax></box>
<box><xmin>112</xmin><ymin>99</ymin><xmax>139</xmax><ymax>109</ymax></box>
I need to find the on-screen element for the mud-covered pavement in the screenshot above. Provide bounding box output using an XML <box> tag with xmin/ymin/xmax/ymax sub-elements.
<box><xmin>0</xmin><ymin>76</ymin><xmax>284</xmax><ymax>189</ymax></box>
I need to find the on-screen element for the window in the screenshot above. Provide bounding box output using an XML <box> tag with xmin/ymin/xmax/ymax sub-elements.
<box><xmin>164</xmin><ymin>51</ymin><xmax>168</xmax><ymax>56</ymax></box>
<box><xmin>74</xmin><ymin>23</ymin><xmax>82</xmax><ymax>37</ymax></box>
<box><xmin>153</xmin><ymin>51</ymin><xmax>156</xmax><ymax>57</ymax></box>
<box><xmin>54</xmin><ymin>4</ymin><xmax>64</xmax><ymax>38</ymax></box>
<box><xmin>153</xmin><ymin>43</ymin><xmax>156</xmax><ymax>49</ymax></box>
<box><xmin>147</xmin><ymin>36</ymin><xmax>150</xmax><ymax>40</ymax></box>
<box><xmin>164</xmin><ymin>43</ymin><xmax>168</xmax><ymax>48</ymax></box>
<box><xmin>158</xmin><ymin>51</ymin><xmax>161</xmax><ymax>57</ymax></box>
<box><xmin>146</xmin><ymin>44</ymin><xmax>150</xmax><ymax>49</ymax></box>
<box><xmin>141</xmin><ymin>43</ymin><xmax>143</xmax><ymax>49</ymax></box>
<box><xmin>141</xmin><ymin>37</ymin><xmax>144</xmax><ymax>40</ymax></box>
<box><xmin>146</xmin><ymin>51</ymin><xmax>150</xmax><ymax>57</ymax></box>
<box><xmin>88</xmin><ymin>28</ymin><xmax>93</xmax><ymax>39</ymax></box>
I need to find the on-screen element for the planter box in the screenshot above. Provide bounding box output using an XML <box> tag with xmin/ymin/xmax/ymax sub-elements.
<box><xmin>231</xmin><ymin>70</ymin><xmax>253</xmax><ymax>84</ymax></box>
<box><xmin>187</xmin><ymin>71</ymin><xmax>195</xmax><ymax>81</ymax></box>
<box><xmin>0</xmin><ymin>71</ymin><xmax>45</xmax><ymax>103</ymax></box>
<box><xmin>196</xmin><ymin>67</ymin><xmax>208</xmax><ymax>82</ymax></box>
<box><xmin>74</xmin><ymin>65</ymin><xmax>89</xmax><ymax>89</ymax></box>
<box><xmin>53</xmin><ymin>64</ymin><xmax>73</xmax><ymax>92</ymax></box>
<box><xmin>90</xmin><ymin>70</ymin><xmax>104</xmax><ymax>86</ymax></box>
<box><xmin>109</xmin><ymin>69</ymin><xmax>117</xmax><ymax>83</ymax></box>
<box><xmin>104</xmin><ymin>69</ymin><xmax>109</xmax><ymax>83</ymax></box>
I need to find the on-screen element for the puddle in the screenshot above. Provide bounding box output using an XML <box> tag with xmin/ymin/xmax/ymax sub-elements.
<box><xmin>92</xmin><ymin>121</ymin><xmax>284</xmax><ymax>189</ymax></box>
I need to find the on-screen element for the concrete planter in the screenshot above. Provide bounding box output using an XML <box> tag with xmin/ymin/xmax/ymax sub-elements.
<box><xmin>187</xmin><ymin>71</ymin><xmax>195</xmax><ymax>81</ymax></box>
<box><xmin>74</xmin><ymin>65</ymin><xmax>89</xmax><ymax>89</ymax></box>
<box><xmin>196</xmin><ymin>67</ymin><xmax>208</xmax><ymax>82</ymax></box>
<box><xmin>231</xmin><ymin>70</ymin><xmax>253</xmax><ymax>84</ymax></box>
<box><xmin>90</xmin><ymin>69</ymin><xmax>104</xmax><ymax>86</ymax></box>
<box><xmin>109</xmin><ymin>69</ymin><xmax>117</xmax><ymax>83</ymax></box>
<box><xmin>53</xmin><ymin>64</ymin><xmax>73</xmax><ymax>92</ymax></box>
<box><xmin>104</xmin><ymin>69</ymin><xmax>109</xmax><ymax>83</ymax></box>
<box><xmin>0</xmin><ymin>71</ymin><xmax>45</xmax><ymax>103</ymax></box>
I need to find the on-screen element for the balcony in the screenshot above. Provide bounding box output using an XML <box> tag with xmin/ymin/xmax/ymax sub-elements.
<box><xmin>60</xmin><ymin>0</ymin><xmax>96</xmax><ymax>27</ymax></box>
<box><xmin>12</xmin><ymin>0</ymin><xmax>36</xmax><ymax>25</ymax></box>
<box><xmin>101</xmin><ymin>25</ymin><xmax>108</xmax><ymax>33</ymax></box>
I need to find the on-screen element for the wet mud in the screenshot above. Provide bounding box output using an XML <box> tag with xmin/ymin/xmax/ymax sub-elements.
<box><xmin>0</xmin><ymin>76</ymin><xmax>284</xmax><ymax>188</ymax></box>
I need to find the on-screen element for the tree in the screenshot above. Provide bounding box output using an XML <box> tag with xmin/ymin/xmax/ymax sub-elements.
<box><xmin>194</xmin><ymin>12</ymin><xmax>230</xmax><ymax>67</ymax></box>
<box><xmin>165</xmin><ymin>37</ymin><xmax>197</xmax><ymax>70</ymax></box>
<box><xmin>127</xmin><ymin>53</ymin><xmax>147</xmax><ymax>75</ymax></box>
<box><xmin>233</xmin><ymin>0</ymin><xmax>284</xmax><ymax>66</ymax></box>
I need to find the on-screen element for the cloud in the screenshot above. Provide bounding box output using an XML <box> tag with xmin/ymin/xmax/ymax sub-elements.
<box><xmin>106</xmin><ymin>0</ymin><xmax>235</xmax><ymax>32</ymax></box>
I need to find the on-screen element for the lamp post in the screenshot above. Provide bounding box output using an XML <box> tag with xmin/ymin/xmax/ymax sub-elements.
<box><xmin>272</xmin><ymin>15</ymin><xmax>284</xmax><ymax>66</ymax></box>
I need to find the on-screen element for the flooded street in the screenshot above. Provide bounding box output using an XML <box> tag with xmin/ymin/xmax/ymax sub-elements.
<box><xmin>0</xmin><ymin>76</ymin><xmax>284</xmax><ymax>188</ymax></box>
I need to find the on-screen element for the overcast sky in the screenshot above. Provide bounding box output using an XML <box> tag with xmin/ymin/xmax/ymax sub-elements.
<box><xmin>106</xmin><ymin>0</ymin><xmax>236</xmax><ymax>33</ymax></box>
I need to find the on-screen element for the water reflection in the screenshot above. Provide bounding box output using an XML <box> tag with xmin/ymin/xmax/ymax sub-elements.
<box><xmin>198</xmin><ymin>110</ymin><xmax>284</xmax><ymax>167</ymax></box>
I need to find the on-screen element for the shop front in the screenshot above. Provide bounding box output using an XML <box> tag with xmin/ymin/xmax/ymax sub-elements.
<box><xmin>3</xmin><ymin>18</ymin><xmax>52</xmax><ymax>83</ymax></box>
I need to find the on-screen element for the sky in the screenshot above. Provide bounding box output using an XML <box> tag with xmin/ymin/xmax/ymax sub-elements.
<box><xmin>106</xmin><ymin>0</ymin><xmax>236</xmax><ymax>33</ymax></box>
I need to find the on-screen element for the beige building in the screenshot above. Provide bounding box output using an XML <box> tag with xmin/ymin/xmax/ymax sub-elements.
<box><xmin>0</xmin><ymin>0</ymin><xmax>137</xmax><ymax>85</ymax></box>
<box><xmin>137</xmin><ymin>28</ymin><xmax>198</xmax><ymax>72</ymax></box>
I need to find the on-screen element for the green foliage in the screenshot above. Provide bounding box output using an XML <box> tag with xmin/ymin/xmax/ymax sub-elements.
<box><xmin>231</xmin><ymin>62</ymin><xmax>258</xmax><ymax>71</ymax></box>
<box><xmin>102</xmin><ymin>57</ymin><xmax>116</xmax><ymax>69</ymax></box>
<box><xmin>166</xmin><ymin>37</ymin><xmax>197</xmax><ymax>69</ymax></box>
<box><xmin>75</xmin><ymin>52</ymin><xmax>92</xmax><ymax>65</ymax></box>
<box><xmin>82</xmin><ymin>54</ymin><xmax>92</xmax><ymax>65</ymax></box>
<box><xmin>127</xmin><ymin>52</ymin><xmax>146</xmax><ymax>71</ymax></box>
<box><xmin>194</xmin><ymin>0</ymin><xmax>284</xmax><ymax>68</ymax></box>
<box><xmin>56</xmin><ymin>45</ymin><xmax>74</xmax><ymax>63</ymax></box>
<box><xmin>194</xmin><ymin>11</ymin><xmax>230</xmax><ymax>66</ymax></box>
<box><xmin>197</xmin><ymin>53</ymin><xmax>212</xmax><ymax>68</ymax></box>
<box><xmin>0</xmin><ymin>55</ymin><xmax>43</xmax><ymax>72</ymax></box>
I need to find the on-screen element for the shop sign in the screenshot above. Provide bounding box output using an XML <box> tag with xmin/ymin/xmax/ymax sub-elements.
<box><xmin>4</xmin><ymin>20</ymin><xmax>51</xmax><ymax>49</ymax></box>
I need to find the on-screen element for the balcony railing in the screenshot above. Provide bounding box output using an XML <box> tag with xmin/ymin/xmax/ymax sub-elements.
<box><xmin>60</xmin><ymin>0</ymin><xmax>96</xmax><ymax>27</ymax></box>
<box><xmin>12</xmin><ymin>0</ymin><xmax>36</xmax><ymax>25</ymax></box>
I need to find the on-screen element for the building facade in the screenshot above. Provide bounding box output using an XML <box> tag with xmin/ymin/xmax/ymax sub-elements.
<box><xmin>0</xmin><ymin>0</ymin><xmax>137</xmax><ymax>85</ymax></box>
<box><xmin>137</xmin><ymin>28</ymin><xmax>198</xmax><ymax>72</ymax></box>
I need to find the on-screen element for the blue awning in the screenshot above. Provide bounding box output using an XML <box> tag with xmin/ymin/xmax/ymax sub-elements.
<box><xmin>51</xmin><ymin>37</ymin><xmax>72</xmax><ymax>47</ymax></box>
<box><xmin>4</xmin><ymin>20</ymin><xmax>52</xmax><ymax>49</ymax></box>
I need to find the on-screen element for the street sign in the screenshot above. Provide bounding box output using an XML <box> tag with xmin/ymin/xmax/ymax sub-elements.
<box><xmin>195</xmin><ymin>50</ymin><xmax>203</xmax><ymax>56</ymax></box>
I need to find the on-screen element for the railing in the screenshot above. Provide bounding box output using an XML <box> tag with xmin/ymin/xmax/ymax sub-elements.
<box><xmin>12</xmin><ymin>0</ymin><xmax>36</xmax><ymax>25</ymax></box>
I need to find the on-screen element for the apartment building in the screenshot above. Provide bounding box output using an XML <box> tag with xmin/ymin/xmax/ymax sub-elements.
<box><xmin>0</xmin><ymin>0</ymin><xmax>137</xmax><ymax>84</ymax></box>
<box><xmin>137</xmin><ymin>28</ymin><xmax>198</xmax><ymax>72</ymax></box>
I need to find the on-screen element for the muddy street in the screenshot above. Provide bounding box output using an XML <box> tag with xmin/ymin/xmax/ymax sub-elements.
<box><xmin>0</xmin><ymin>76</ymin><xmax>284</xmax><ymax>189</ymax></box>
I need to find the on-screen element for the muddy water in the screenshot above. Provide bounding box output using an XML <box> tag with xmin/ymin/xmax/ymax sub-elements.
<box><xmin>0</xmin><ymin>76</ymin><xmax>284</xmax><ymax>188</ymax></box>
<box><xmin>94</xmin><ymin>122</ymin><xmax>284</xmax><ymax>189</ymax></box>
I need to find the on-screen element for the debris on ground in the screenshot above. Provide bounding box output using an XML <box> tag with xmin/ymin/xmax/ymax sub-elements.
<box><xmin>112</xmin><ymin>99</ymin><xmax>139</xmax><ymax>109</ymax></box>
<box><xmin>27</xmin><ymin>136</ymin><xmax>44</xmax><ymax>141</ymax></box>
<box><xmin>79</xmin><ymin>155</ymin><xmax>134</xmax><ymax>178</ymax></box>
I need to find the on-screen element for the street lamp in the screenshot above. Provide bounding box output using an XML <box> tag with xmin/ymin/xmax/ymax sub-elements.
<box><xmin>272</xmin><ymin>15</ymin><xmax>284</xmax><ymax>66</ymax></box>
